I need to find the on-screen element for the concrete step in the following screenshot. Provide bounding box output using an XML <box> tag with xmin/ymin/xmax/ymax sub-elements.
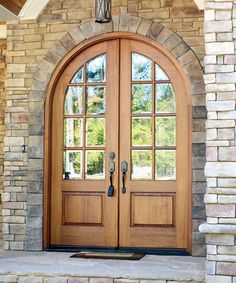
<box><xmin>0</xmin><ymin>251</ymin><xmax>205</xmax><ymax>282</ymax></box>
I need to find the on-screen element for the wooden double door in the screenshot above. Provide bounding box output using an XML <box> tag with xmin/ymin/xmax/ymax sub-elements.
<box><xmin>50</xmin><ymin>38</ymin><xmax>191</xmax><ymax>251</ymax></box>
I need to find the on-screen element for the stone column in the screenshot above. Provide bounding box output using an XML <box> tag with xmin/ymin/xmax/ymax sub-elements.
<box><xmin>200</xmin><ymin>0</ymin><xmax>236</xmax><ymax>282</ymax></box>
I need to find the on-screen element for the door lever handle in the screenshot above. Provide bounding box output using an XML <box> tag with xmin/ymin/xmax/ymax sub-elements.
<box><xmin>108</xmin><ymin>158</ymin><xmax>115</xmax><ymax>197</ymax></box>
<box><xmin>121</xmin><ymin>161</ymin><xmax>128</xmax><ymax>194</ymax></box>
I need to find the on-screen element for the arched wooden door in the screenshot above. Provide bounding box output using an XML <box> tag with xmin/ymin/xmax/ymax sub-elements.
<box><xmin>50</xmin><ymin>37</ymin><xmax>191</xmax><ymax>251</ymax></box>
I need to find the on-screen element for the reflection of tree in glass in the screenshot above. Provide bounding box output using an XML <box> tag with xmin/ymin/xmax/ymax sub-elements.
<box><xmin>64</xmin><ymin>86</ymin><xmax>83</xmax><ymax>114</ymax></box>
<box><xmin>87</xmin><ymin>118</ymin><xmax>105</xmax><ymax>146</ymax></box>
<box><xmin>156</xmin><ymin>84</ymin><xmax>175</xmax><ymax>113</ymax></box>
<box><xmin>87</xmin><ymin>151</ymin><xmax>104</xmax><ymax>177</ymax></box>
<box><xmin>156</xmin><ymin>151</ymin><xmax>176</xmax><ymax>180</ymax></box>
<box><xmin>132</xmin><ymin>84</ymin><xmax>152</xmax><ymax>113</ymax></box>
<box><xmin>64</xmin><ymin>119</ymin><xmax>82</xmax><ymax>147</ymax></box>
<box><xmin>156</xmin><ymin>117</ymin><xmax>176</xmax><ymax>146</ymax></box>
<box><xmin>87</xmin><ymin>86</ymin><xmax>105</xmax><ymax>114</ymax></box>
<box><xmin>86</xmin><ymin>55</ymin><xmax>106</xmax><ymax>83</ymax></box>
<box><xmin>133</xmin><ymin>151</ymin><xmax>152</xmax><ymax>167</ymax></box>
<box><xmin>132</xmin><ymin>118</ymin><xmax>152</xmax><ymax>146</ymax></box>
<box><xmin>132</xmin><ymin>53</ymin><xmax>152</xmax><ymax>81</ymax></box>
<box><xmin>70</xmin><ymin>152</ymin><xmax>81</xmax><ymax>174</ymax></box>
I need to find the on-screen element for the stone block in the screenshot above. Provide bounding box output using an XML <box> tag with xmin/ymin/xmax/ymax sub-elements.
<box><xmin>206</xmin><ymin>234</ymin><xmax>234</xmax><ymax>245</ymax></box>
<box><xmin>219</xmin><ymin>148</ymin><xmax>236</xmax><ymax>161</ymax></box>
<box><xmin>217</xmin><ymin>262</ymin><xmax>236</xmax><ymax>276</ymax></box>
<box><xmin>206</xmin><ymin>204</ymin><xmax>235</xmax><ymax>217</ymax></box>
<box><xmin>90</xmin><ymin>279</ymin><xmax>113</xmax><ymax>283</ymax></box>
<box><xmin>68</xmin><ymin>279</ymin><xmax>89</xmax><ymax>283</ymax></box>
<box><xmin>44</xmin><ymin>278</ymin><xmax>67</xmax><ymax>283</ymax></box>
<box><xmin>205</xmin><ymin>42</ymin><xmax>234</xmax><ymax>55</ymax></box>
<box><xmin>9</xmin><ymin>241</ymin><xmax>24</xmax><ymax>250</ymax></box>
<box><xmin>205</xmin><ymin>162</ymin><xmax>236</xmax><ymax>177</ymax></box>
<box><xmin>0</xmin><ymin>275</ymin><xmax>18</xmax><ymax>282</ymax></box>
<box><xmin>206</xmin><ymin>275</ymin><xmax>231</xmax><ymax>283</ymax></box>
<box><xmin>18</xmin><ymin>276</ymin><xmax>43</xmax><ymax>283</ymax></box>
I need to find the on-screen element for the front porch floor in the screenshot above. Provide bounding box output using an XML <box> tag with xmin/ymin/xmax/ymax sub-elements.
<box><xmin>0</xmin><ymin>251</ymin><xmax>205</xmax><ymax>282</ymax></box>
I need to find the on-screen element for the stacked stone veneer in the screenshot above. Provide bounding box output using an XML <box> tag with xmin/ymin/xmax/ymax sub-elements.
<box><xmin>200</xmin><ymin>0</ymin><xmax>236</xmax><ymax>282</ymax></box>
<box><xmin>0</xmin><ymin>39</ymin><xmax>6</xmax><ymax>249</ymax></box>
<box><xmin>2</xmin><ymin>0</ymin><xmax>206</xmax><ymax>253</ymax></box>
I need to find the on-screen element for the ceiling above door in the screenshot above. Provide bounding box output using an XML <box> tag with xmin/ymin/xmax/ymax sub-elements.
<box><xmin>0</xmin><ymin>0</ymin><xmax>27</xmax><ymax>16</ymax></box>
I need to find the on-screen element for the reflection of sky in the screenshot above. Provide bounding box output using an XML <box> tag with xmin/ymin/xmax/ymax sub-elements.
<box><xmin>86</xmin><ymin>54</ymin><xmax>106</xmax><ymax>82</ymax></box>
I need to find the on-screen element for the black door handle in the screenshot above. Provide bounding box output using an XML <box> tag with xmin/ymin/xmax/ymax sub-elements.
<box><xmin>108</xmin><ymin>155</ymin><xmax>115</xmax><ymax>197</ymax></box>
<box><xmin>121</xmin><ymin>161</ymin><xmax>128</xmax><ymax>194</ymax></box>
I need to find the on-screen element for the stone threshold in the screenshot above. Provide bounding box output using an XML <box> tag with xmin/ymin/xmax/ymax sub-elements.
<box><xmin>0</xmin><ymin>251</ymin><xmax>205</xmax><ymax>282</ymax></box>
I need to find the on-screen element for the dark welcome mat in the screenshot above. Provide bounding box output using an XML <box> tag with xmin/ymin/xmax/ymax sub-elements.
<box><xmin>70</xmin><ymin>251</ymin><xmax>144</xmax><ymax>260</ymax></box>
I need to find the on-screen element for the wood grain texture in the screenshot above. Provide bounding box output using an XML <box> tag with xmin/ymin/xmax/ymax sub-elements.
<box><xmin>0</xmin><ymin>0</ymin><xmax>26</xmax><ymax>15</ymax></box>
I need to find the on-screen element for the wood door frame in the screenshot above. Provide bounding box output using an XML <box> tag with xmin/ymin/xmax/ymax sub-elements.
<box><xmin>44</xmin><ymin>32</ymin><xmax>192</xmax><ymax>251</ymax></box>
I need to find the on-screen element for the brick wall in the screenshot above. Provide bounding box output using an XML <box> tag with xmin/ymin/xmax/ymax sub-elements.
<box><xmin>0</xmin><ymin>39</ymin><xmax>6</xmax><ymax>249</ymax></box>
<box><xmin>2</xmin><ymin>0</ymin><xmax>205</xmax><ymax>254</ymax></box>
<box><xmin>200</xmin><ymin>0</ymin><xmax>236</xmax><ymax>282</ymax></box>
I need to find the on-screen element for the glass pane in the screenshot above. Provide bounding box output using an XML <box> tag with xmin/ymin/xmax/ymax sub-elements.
<box><xmin>71</xmin><ymin>67</ymin><xmax>83</xmax><ymax>83</ymax></box>
<box><xmin>86</xmin><ymin>54</ymin><xmax>106</xmax><ymax>83</ymax></box>
<box><xmin>63</xmin><ymin>150</ymin><xmax>82</xmax><ymax>180</ymax></box>
<box><xmin>155</xmin><ymin>64</ymin><xmax>169</xmax><ymax>81</ymax></box>
<box><xmin>132</xmin><ymin>117</ymin><xmax>152</xmax><ymax>146</ymax></box>
<box><xmin>132</xmin><ymin>53</ymin><xmax>152</xmax><ymax>81</ymax></box>
<box><xmin>155</xmin><ymin>117</ymin><xmax>176</xmax><ymax>147</ymax></box>
<box><xmin>86</xmin><ymin>86</ymin><xmax>106</xmax><ymax>114</ymax></box>
<box><xmin>155</xmin><ymin>150</ymin><xmax>176</xmax><ymax>180</ymax></box>
<box><xmin>86</xmin><ymin>150</ymin><xmax>105</xmax><ymax>180</ymax></box>
<box><xmin>64</xmin><ymin>118</ymin><xmax>83</xmax><ymax>147</ymax></box>
<box><xmin>156</xmin><ymin>83</ymin><xmax>175</xmax><ymax>113</ymax></box>
<box><xmin>64</xmin><ymin>86</ymin><xmax>83</xmax><ymax>115</ymax></box>
<box><xmin>86</xmin><ymin>118</ymin><xmax>105</xmax><ymax>147</ymax></box>
<box><xmin>132</xmin><ymin>150</ymin><xmax>152</xmax><ymax>180</ymax></box>
<box><xmin>132</xmin><ymin>84</ymin><xmax>152</xmax><ymax>114</ymax></box>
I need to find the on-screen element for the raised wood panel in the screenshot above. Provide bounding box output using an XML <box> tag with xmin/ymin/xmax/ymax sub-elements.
<box><xmin>63</xmin><ymin>192</ymin><xmax>103</xmax><ymax>226</ymax></box>
<box><xmin>0</xmin><ymin>0</ymin><xmax>27</xmax><ymax>15</ymax></box>
<box><xmin>131</xmin><ymin>193</ymin><xmax>175</xmax><ymax>227</ymax></box>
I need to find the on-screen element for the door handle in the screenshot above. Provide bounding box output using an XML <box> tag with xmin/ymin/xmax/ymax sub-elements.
<box><xmin>121</xmin><ymin>161</ymin><xmax>128</xmax><ymax>194</ymax></box>
<box><xmin>108</xmin><ymin>153</ymin><xmax>116</xmax><ymax>197</ymax></box>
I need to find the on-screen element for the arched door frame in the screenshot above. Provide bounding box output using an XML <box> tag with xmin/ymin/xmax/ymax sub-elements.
<box><xmin>44</xmin><ymin>32</ymin><xmax>193</xmax><ymax>250</ymax></box>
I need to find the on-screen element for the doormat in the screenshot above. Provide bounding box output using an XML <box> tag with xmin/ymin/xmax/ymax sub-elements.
<box><xmin>70</xmin><ymin>251</ymin><xmax>144</xmax><ymax>260</ymax></box>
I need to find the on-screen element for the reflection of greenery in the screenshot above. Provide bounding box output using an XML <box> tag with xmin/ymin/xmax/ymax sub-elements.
<box><xmin>132</xmin><ymin>118</ymin><xmax>152</xmax><ymax>146</ymax></box>
<box><xmin>133</xmin><ymin>151</ymin><xmax>152</xmax><ymax>168</ymax></box>
<box><xmin>87</xmin><ymin>118</ymin><xmax>105</xmax><ymax>146</ymax></box>
<box><xmin>156</xmin><ymin>84</ymin><xmax>175</xmax><ymax>113</ymax></box>
<box><xmin>132</xmin><ymin>84</ymin><xmax>152</xmax><ymax>113</ymax></box>
<box><xmin>64</xmin><ymin>86</ymin><xmax>83</xmax><ymax>114</ymax></box>
<box><xmin>86</xmin><ymin>55</ymin><xmax>106</xmax><ymax>82</ymax></box>
<box><xmin>156</xmin><ymin>151</ymin><xmax>176</xmax><ymax>180</ymax></box>
<box><xmin>132</xmin><ymin>53</ymin><xmax>152</xmax><ymax>81</ymax></box>
<box><xmin>87</xmin><ymin>86</ymin><xmax>105</xmax><ymax>114</ymax></box>
<box><xmin>156</xmin><ymin>118</ymin><xmax>176</xmax><ymax>146</ymax></box>
<box><xmin>64</xmin><ymin>119</ymin><xmax>82</xmax><ymax>147</ymax></box>
<box><xmin>87</xmin><ymin>151</ymin><xmax>104</xmax><ymax>177</ymax></box>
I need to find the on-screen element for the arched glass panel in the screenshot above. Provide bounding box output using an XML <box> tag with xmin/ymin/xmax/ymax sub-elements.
<box><xmin>63</xmin><ymin>54</ymin><xmax>107</xmax><ymax>181</ymax></box>
<box><xmin>131</xmin><ymin>52</ymin><xmax>176</xmax><ymax>181</ymax></box>
<box><xmin>155</xmin><ymin>64</ymin><xmax>169</xmax><ymax>81</ymax></box>
<box><xmin>86</xmin><ymin>54</ymin><xmax>106</xmax><ymax>83</ymax></box>
<box><xmin>71</xmin><ymin>67</ymin><xmax>83</xmax><ymax>83</ymax></box>
<box><xmin>132</xmin><ymin>53</ymin><xmax>152</xmax><ymax>81</ymax></box>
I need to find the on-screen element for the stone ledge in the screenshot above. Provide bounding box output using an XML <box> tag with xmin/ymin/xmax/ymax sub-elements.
<box><xmin>199</xmin><ymin>223</ymin><xmax>236</xmax><ymax>234</ymax></box>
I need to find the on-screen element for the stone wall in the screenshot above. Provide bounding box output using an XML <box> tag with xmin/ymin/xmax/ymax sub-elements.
<box><xmin>2</xmin><ymin>0</ymin><xmax>206</xmax><ymax>254</ymax></box>
<box><xmin>0</xmin><ymin>39</ymin><xmax>6</xmax><ymax>249</ymax></box>
<box><xmin>200</xmin><ymin>0</ymin><xmax>236</xmax><ymax>282</ymax></box>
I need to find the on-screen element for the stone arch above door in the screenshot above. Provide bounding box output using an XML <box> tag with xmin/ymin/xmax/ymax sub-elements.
<box><xmin>27</xmin><ymin>15</ymin><xmax>206</xmax><ymax>254</ymax></box>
